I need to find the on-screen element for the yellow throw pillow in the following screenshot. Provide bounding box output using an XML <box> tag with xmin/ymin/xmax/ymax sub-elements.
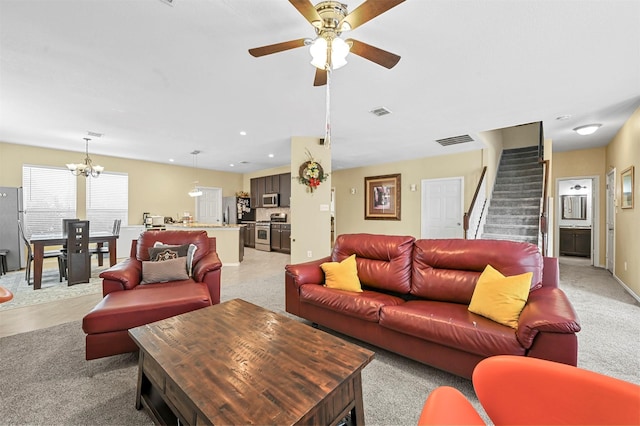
<box><xmin>321</xmin><ymin>254</ymin><xmax>363</xmax><ymax>293</ymax></box>
<box><xmin>468</xmin><ymin>264</ymin><xmax>532</xmax><ymax>329</ymax></box>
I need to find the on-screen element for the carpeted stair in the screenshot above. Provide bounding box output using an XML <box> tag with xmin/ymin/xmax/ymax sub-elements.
<box><xmin>482</xmin><ymin>146</ymin><xmax>543</xmax><ymax>245</ymax></box>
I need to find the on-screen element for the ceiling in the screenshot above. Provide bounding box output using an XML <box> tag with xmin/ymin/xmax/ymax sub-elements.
<box><xmin>1</xmin><ymin>0</ymin><xmax>639</xmax><ymax>173</ymax></box>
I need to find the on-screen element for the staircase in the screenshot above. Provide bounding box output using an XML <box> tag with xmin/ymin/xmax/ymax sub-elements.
<box><xmin>482</xmin><ymin>146</ymin><xmax>543</xmax><ymax>245</ymax></box>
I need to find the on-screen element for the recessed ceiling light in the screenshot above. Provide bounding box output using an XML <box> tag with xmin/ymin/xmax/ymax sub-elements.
<box><xmin>229</xmin><ymin>164</ymin><xmax>235</xmax><ymax>167</ymax></box>
<box><xmin>555</xmin><ymin>115</ymin><xmax>571</xmax><ymax>121</ymax></box>
<box><xmin>240</xmin><ymin>131</ymin><xmax>247</xmax><ymax>136</ymax></box>
<box><xmin>573</xmin><ymin>124</ymin><xmax>602</xmax><ymax>135</ymax></box>
<box><xmin>169</xmin><ymin>158</ymin><xmax>174</xmax><ymax>162</ymax></box>
<box><xmin>268</xmin><ymin>153</ymin><xmax>274</xmax><ymax>158</ymax></box>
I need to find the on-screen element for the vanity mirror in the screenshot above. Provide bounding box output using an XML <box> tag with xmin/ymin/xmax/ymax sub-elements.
<box><xmin>561</xmin><ymin>195</ymin><xmax>587</xmax><ymax>220</ymax></box>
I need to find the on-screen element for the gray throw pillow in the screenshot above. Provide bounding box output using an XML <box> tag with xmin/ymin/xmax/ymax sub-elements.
<box><xmin>141</xmin><ymin>256</ymin><xmax>189</xmax><ymax>284</ymax></box>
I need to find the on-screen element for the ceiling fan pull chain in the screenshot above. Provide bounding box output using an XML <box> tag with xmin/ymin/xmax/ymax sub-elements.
<box><xmin>324</xmin><ymin>64</ymin><xmax>331</xmax><ymax>149</ymax></box>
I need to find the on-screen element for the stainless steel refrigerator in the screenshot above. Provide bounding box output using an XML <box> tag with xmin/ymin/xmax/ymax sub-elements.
<box><xmin>222</xmin><ymin>196</ymin><xmax>254</xmax><ymax>224</ymax></box>
<box><xmin>0</xmin><ymin>186</ymin><xmax>24</xmax><ymax>271</ymax></box>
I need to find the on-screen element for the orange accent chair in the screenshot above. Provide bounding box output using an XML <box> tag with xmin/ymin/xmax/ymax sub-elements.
<box><xmin>0</xmin><ymin>286</ymin><xmax>13</xmax><ymax>303</ymax></box>
<box><xmin>418</xmin><ymin>355</ymin><xmax>640</xmax><ymax>425</ymax></box>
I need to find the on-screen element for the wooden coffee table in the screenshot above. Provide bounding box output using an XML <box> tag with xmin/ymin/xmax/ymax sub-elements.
<box><xmin>128</xmin><ymin>298</ymin><xmax>375</xmax><ymax>425</ymax></box>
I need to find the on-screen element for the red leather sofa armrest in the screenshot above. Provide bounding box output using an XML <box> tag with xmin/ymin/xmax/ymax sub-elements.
<box><xmin>285</xmin><ymin>256</ymin><xmax>330</xmax><ymax>289</ymax></box>
<box><xmin>193</xmin><ymin>251</ymin><xmax>222</xmax><ymax>305</ymax></box>
<box><xmin>516</xmin><ymin>287</ymin><xmax>581</xmax><ymax>348</ymax></box>
<box><xmin>99</xmin><ymin>257</ymin><xmax>142</xmax><ymax>295</ymax></box>
<box><xmin>193</xmin><ymin>251</ymin><xmax>222</xmax><ymax>282</ymax></box>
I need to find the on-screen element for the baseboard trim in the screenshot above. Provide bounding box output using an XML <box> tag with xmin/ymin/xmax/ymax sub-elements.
<box><xmin>612</xmin><ymin>273</ymin><xmax>640</xmax><ymax>304</ymax></box>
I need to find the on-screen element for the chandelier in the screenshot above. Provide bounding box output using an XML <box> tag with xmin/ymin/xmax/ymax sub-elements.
<box><xmin>66</xmin><ymin>137</ymin><xmax>104</xmax><ymax>178</ymax></box>
<box><xmin>188</xmin><ymin>150</ymin><xmax>203</xmax><ymax>197</ymax></box>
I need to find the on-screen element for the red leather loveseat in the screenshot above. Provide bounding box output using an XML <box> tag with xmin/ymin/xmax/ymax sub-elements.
<box><xmin>285</xmin><ymin>233</ymin><xmax>581</xmax><ymax>379</ymax></box>
<box><xmin>82</xmin><ymin>230</ymin><xmax>222</xmax><ymax>360</ymax></box>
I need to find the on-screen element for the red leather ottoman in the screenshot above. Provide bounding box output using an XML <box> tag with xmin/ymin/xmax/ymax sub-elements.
<box><xmin>82</xmin><ymin>281</ymin><xmax>211</xmax><ymax>360</ymax></box>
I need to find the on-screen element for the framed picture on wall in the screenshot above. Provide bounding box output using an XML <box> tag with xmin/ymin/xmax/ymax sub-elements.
<box><xmin>621</xmin><ymin>166</ymin><xmax>634</xmax><ymax>209</ymax></box>
<box><xmin>364</xmin><ymin>174</ymin><xmax>401</xmax><ymax>220</ymax></box>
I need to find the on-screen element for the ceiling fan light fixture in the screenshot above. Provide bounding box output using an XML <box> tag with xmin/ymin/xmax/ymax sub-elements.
<box><xmin>331</xmin><ymin>37</ymin><xmax>349</xmax><ymax>69</ymax></box>
<box><xmin>310</xmin><ymin>37</ymin><xmax>328</xmax><ymax>69</ymax></box>
<box><xmin>573</xmin><ymin>124</ymin><xmax>602</xmax><ymax>135</ymax></box>
<box><xmin>310</xmin><ymin>36</ymin><xmax>350</xmax><ymax>70</ymax></box>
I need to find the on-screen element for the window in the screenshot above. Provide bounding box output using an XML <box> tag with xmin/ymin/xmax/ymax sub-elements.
<box><xmin>22</xmin><ymin>165</ymin><xmax>77</xmax><ymax>237</ymax></box>
<box><xmin>86</xmin><ymin>172</ymin><xmax>128</xmax><ymax>232</ymax></box>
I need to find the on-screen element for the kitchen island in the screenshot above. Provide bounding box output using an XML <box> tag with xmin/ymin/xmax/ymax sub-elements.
<box><xmin>165</xmin><ymin>223</ymin><xmax>245</xmax><ymax>265</ymax></box>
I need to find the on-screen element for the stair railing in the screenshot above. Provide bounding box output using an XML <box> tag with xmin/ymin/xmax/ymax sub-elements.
<box><xmin>463</xmin><ymin>166</ymin><xmax>487</xmax><ymax>239</ymax></box>
<box><xmin>538</xmin><ymin>122</ymin><xmax>549</xmax><ymax>255</ymax></box>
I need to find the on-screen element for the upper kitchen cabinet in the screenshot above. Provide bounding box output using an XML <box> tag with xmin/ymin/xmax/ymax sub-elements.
<box><xmin>250</xmin><ymin>177</ymin><xmax>264</xmax><ymax>208</ymax></box>
<box><xmin>279</xmin><ymin>173</ymin><xmax>291</xmax><ymax>207</ymax></box>
<box><xmin>264</xmin><ymin>175</ymin><xmax>280</xmax><ymax>194</ymax></box>
<box><xmin>250</xmin><ymin>173</ymin><xmax>292</xmax><ymax>208</ymax></box>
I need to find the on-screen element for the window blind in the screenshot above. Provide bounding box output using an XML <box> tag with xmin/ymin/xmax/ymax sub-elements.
<box><xmin>86</xmin><ymin>172</ymin><xmax>128</xmax><ymax>232</ymax></box>
<box><xmin>22</xmin><ymin>165</ymin><xmax>77</xmax><ymax>238</ymax></box>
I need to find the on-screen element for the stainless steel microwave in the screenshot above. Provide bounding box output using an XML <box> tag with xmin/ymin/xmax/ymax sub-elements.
<box><xmin>262</xmin><ymin>193</ymin><xmax>279</xmax><ymax>208</ymax></box>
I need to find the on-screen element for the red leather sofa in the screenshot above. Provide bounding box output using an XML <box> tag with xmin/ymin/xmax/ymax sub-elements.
<box><xmin>82</xmin><ymin>230</ymin><xmax>222</xmax><ymax>360</ymax></box>
<box><xmin>285</xmin><ymin>234</ymin><xmax>581</xmax><ymax>379</ymax></box>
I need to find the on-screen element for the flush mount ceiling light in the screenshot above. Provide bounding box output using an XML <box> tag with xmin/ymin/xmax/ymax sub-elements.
<box><xmin>66</xmin><ymin>137</ymin><xmax>104</xmax><ymax>178</ymax></box>
<box><xmin>573</xmin><ymin>124</ymin><xmax>602</xmax><ymax>135</ymax></box>
<box><xmin>188</xmin><ymin>150</ymin><xmax>203</xmax><ymax>197</ymax></box>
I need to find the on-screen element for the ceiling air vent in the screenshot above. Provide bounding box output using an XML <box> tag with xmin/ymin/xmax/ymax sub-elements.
<box><xmin>158</xmin><ymin>0</ymin><xmax>174</xmax><ymax>6</ymax></box>
<box><xmin>87</xmin><ymin>131</ymin><xmax>103</xmax><ymax>138</ymax></box>
<box><xmin>435</xmin><ymin>134</ymin><xmax>474</xmax><ymax>147</ymax></box>
<box><xmin>370</xmin><ymin>107</ymin><xmax>392</xmax><ymax>117</ymax></box>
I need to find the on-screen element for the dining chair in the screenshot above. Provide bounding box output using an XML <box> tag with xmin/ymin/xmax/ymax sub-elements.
<box><xmin>59</xmin><ymin>218</ymin><xmax>79</xmax><ymax>281</ymax></box>
<box><xmin>89</xmin><ymin>219</ymin><xmax>121</xmax><ymax>263</ymax></box>
<box><xmin>64</xmin><ymin>220</ymin><xmax>91</xmax><ymax>286</ymax></box>
<box><xmin>0</xmin><ymin>248</ymin><xmax>9</xmax><ymax>275</ymax></box>
<box><xmin>18</xmin><ymin>219</ymin><xmax>65</xmax><ymax>284</ymax></box>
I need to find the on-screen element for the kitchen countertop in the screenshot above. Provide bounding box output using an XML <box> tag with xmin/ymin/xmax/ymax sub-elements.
<box><xmin>165</xmin><ymin>223</ymin><xmax>245</xmax><ymax>229</ymax></box>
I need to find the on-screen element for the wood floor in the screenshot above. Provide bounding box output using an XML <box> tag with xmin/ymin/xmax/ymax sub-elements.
<box><xmin>0</xmin><ymin>292</ymin><xmax>102</xmax><ymax>338</ymax></box>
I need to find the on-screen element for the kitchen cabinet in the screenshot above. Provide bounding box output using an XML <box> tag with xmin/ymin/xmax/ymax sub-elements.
<box><xmin>243</xmin><ymin>222</ymin><xmax>255</xmax><ymax>248</ymax></box>
<box><xmin>250</xmin><ymin>178</ymin><xmax>263</xmax><ymax>208</ymax></box>
<box><xmin>250</xmin><ymin>173</ymin><xmax>291</xmax><ymax>208</ymax></box>
<box><xmin>264</xmin><ymin>175</ymin><xmax>280</xmax><ymax>194</ymax></box>
<box><xmin>270</xmin><ymin>223</ymin><xmax>290</xmax><ymax>254</ymax></box>
<box><xmin>279</xmin><ymin>173</ymin><xmax>292</xmax><ymax>207</ymax></box>
<box><xmin>559</xmin><ymin>227</ymin><xmax>591</xmax><ymax>257</ymax></box>
<box><xmin>280</xmin><ymin>224</ymin><xmax>291</xmax><ymax>253</ymax></box>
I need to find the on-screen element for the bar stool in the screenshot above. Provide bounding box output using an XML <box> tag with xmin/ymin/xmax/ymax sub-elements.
<box><xmin>0</xmin><ymin>249</ymin><xmax>9</xmax><ymax>275</ymax></box>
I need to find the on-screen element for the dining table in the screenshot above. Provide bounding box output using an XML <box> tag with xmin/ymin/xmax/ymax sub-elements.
<box><xmin>29</xmin><ymin>231</ymin><xmax>118</xmax><ymax>290</ymax></box>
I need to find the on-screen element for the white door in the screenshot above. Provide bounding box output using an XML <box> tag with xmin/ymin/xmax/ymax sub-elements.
<box><xmin>606</xmin><ymin>170</ymin><xmax>615</xmax><ymax>272</ymax></box>
<box><xmin>421</xmin><ymin>177</ymin><xmax>463</xmax><ymax>239</ymax></box>
<box><xmin>196</xmin><ymin>187</ymin><xmax>222</xmax><ymax>224</ymax></box>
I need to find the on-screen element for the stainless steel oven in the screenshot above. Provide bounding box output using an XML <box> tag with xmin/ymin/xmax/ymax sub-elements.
<box><xmin>255</xmin><ymin>221</ymin><xmax>271</xmax><ymax>251</ymax></box>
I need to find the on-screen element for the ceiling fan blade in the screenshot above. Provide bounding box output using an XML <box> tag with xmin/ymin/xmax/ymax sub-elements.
<box><xmin>289</xmin><ymin>0</ymin><xmax>322</xmax><ymax>27</ymax></box>
<box><xmin>347</xmin><ymin>39</ymin><xmax>401</xmax><ymax>69</ymax></box>
<box><xmin>313</xmin><ymin>68</ymin><xmax>327</xmax><ymax>86</ymax></box>
<box><xmin>248</xmin><ymin>38</ymin><xmax>308</xmax><ymax>57</ymax></box>
<box><xmin>340</xmin><ymin>0</ymin><xmax>405</xmax><ymax>31</ymax></box>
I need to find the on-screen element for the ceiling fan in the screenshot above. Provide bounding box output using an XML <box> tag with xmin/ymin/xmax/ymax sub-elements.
<box><xmin>248</xmin><ymin>0</ymin><xmax>405</xmax><ymax>86</ymax></box>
